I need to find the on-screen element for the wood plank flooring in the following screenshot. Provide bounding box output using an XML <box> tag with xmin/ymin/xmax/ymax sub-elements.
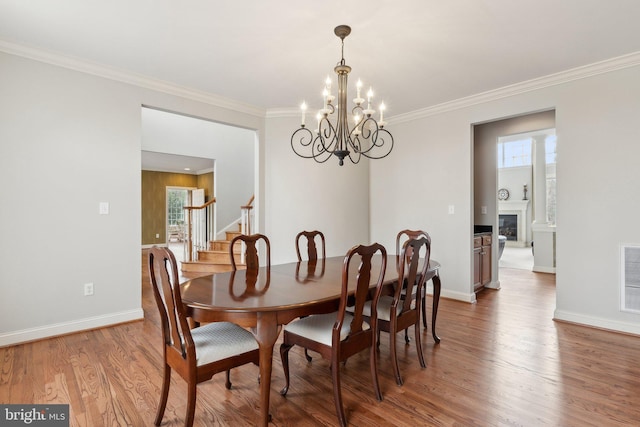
<box><xmin>2</xmin><ymin>255</ymin><xmax>640</xmax><ymax>426</ymax></box>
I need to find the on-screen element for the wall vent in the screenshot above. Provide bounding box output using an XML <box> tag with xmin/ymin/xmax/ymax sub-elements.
<box><xmin>621</xmin><ymin>245</ymin><xmax>640</xmax><ymax>312</ymax></box>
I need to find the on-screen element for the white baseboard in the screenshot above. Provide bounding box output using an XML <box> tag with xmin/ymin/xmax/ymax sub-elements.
<box><xmin>426</xmin><ymin>286</ymin><xmax>477</xmax><ymax>304</ymax></box>
<box><xmin>533</xmin><ymin>265</ymin><xmax>556</xmax><ymax>273</ymax></box>
<box><xmin>554</xmin><ymin>309</ymin><xmax>640</xmax><ymax>336</ymax></box>
<box><xmin>484</xmin><ymin>280</ymin><xmax>501</xmax><ymax>290</ymax></box>
<box><xmin>0</xmin><ymin>309</ymin><xmax>144</xmax><ymax>347</ymax></box>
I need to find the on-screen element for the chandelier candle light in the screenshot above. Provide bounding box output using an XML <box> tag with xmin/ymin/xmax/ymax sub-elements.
<box><xmin>291</xmin><ymin>25</ymin><xmax>394</xmax><ymax>166</ymax></box>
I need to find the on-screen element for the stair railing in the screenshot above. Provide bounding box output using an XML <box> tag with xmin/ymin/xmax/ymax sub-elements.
<box><xmin>239</xmin><ymin>195</ymin><xmax>255</xmax><ymax>264</ymax></box>
<box><xmin>240</xmin><ymin>195</ymin><xmax>255</xmax><ymax>236</ymax></box>
<box><xmin>183</xmin><ymin>197</ymin><xmax>216</xmax><ymax>262</ymax></box>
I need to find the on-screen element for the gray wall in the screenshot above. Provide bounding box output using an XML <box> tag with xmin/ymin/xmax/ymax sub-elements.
<box><xmin>368</xmin><ymin>61</ymin><xmax>640</xmax><ymax>334</ymax></box>
<box><xmin>2</xmin><ymin>47</ymin><xmax>640</xmax><ymax>347</ymax></box>
<box><xmin>0</xmin><ymin>51</ymin><xmax>264</xmax><ymax>345</ymax></box>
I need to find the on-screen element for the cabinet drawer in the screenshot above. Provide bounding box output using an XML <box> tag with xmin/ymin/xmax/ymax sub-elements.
<box><xmin>482</xmin><ymin>235</ymin><xmax>492</xmax><ymax>246</ymax></box>
<box><xmin>474</xmin><ymin>237</ymin><xmax>482</xmax><ymax>248</ymax></box>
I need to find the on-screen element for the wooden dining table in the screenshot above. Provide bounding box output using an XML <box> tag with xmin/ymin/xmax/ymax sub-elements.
<box><xmin>180</xmin><ymin>254</ymin><xmax>441</xmax><ymax>426</ymax></box>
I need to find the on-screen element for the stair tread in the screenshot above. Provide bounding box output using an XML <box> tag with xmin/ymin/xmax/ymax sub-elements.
<box><xmin>182</xmin><ymin>260</ymin><xmax>245</xmax><ymax>266</ymax></box>
<box><xmin>180</xmin><ymin>231</ymin><xmax>246</xmax><ymax>274</ymax></box>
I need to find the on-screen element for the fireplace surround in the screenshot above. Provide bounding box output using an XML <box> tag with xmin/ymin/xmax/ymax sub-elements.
<box><xmin>498</xmin><ymin>199</ymin><xmax>530</xmax><ymax>247</ymax></box>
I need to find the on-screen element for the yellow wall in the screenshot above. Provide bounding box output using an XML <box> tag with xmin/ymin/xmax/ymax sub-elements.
<box><xmin>141</xmin><ymin>171</ymin><xmax>214</xmax><ymax>245</ymax></box>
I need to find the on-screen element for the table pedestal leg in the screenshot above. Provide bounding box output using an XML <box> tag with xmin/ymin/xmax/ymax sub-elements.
<box><xmin>421</xmin><ymin>273</ymin><xmax>441</xmax><ymax>344</ymax></box>
<box><xmin>253</xmin><ymin>312</ymin><xmax>281</xmax><ymax>427</ymax></box>
<box><xmin>431</xmin><ymin>274</ymin><xmax>441</xmax><ymax>343</ymax></box>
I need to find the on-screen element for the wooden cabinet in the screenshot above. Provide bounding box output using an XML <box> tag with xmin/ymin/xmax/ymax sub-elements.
<box><xmin>473</xmin><ymin>234</ymin><xmax>492</xmax><ymax>292</ymax></box>
<box><xmin>473</xmin><ymin>237</ymin><xmax>482</xmax><ymax>290</ymax></box>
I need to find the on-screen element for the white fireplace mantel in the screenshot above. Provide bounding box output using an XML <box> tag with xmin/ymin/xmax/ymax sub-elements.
<box><xmin>499</xmin><ymin>199</ymin><xmax>531</xmax><ymax>246</ymax></box>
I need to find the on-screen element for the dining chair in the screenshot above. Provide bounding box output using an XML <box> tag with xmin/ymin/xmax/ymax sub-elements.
<box><xmin>148</xmin><ymin>246</ymin><xmax>260</xmax><ymax>427</ymax></box>
<box><xmin>295</xmin><ymin>230</ymin><xmax>326</xmax><ymax>361</ymax></box>
<box><xmin>229</xmin><ymin>233</ymin><xmax>271</xmax><ymax>274</ymax></box>
<box><xmin>367</xmin><ymin>236</ymin><xmax>431</xmax><ymax>386</ymax></box>
<box><xmin>295</xmin><ymin>230</ymin><xmax>326</xmax><ymax>261</ymax></box>
<box><xmin>396</xmin><ymin>229</ymin><xmax>429</xmax><ymax>267</ymax></box>
<box><xmin>396</xmin><ymin>229</ymin><xmax>432</xmax><ymax>334</ymax></box>
<box><xmin>279</xmin><ymin>243</ymin><xmax>387</xmax><ymax>427</ymax></box>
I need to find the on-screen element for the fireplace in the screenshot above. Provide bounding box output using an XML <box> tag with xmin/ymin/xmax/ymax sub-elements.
<box><xmin>498</xmin><ymin>199</ymin><xmax>530</xmax><ymax>247</ymax></box>
<box><xmin>499</xmin><ymin>214</ymin><xmax>518</xmax><ymax>241</ymax></box>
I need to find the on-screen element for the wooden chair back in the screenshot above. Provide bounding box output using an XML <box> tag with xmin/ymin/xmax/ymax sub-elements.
<box><xmin>148</xmin><ymin>246</ymin><xmax>194</xmax><ymax>366</ymax></box>
<box><xmin>395</xmin><ymin>229</ymin><xmax>430</xmax><ymax>267</ymax></box>
<box><xmin>230</xmin><ymin>233</ymin><xmax>271</xmax><ymax>274</ymax></box>
<box><xmin>295</xmin><ymin>230</ymin><xmax>326</xmax><ymax>261</ymax></box>
<box><xmin>382</xmin><ymin>236</ymin><xmax>431</xmax><ymax>385</ymax></box>
<box><xmin>338</xmin><ymin>243</ymin><xmax>387</xmax><ymax>353</ymax></box>
<box><xmin>396</xmin><ymin>236</ymin><xmax>431</xmax><ymax>315</ymax></box>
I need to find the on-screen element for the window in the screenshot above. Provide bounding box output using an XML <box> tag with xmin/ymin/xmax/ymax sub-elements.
<box><xmin>497</xmin><ymin>138</ymin><xmax>532</xmax><ymax>168</ymax></box>
<box><xmin>545</xmin><ymin>134</ymin><xmax>557</xmax><ymax>225</ymax></box>
<box><xmin>545</xmin><ymin>134</ymin><xmax>557</xmax><ymax>164</ymax></box>
<box><xmin>167</xmin><ymin>188</ymin><xmax>189</xmax><ymax>226</ymax></box>
<box><xmin>497</xmin><ymin>130</ymin><xmax>557</xmax><ymax>225</ymax></box>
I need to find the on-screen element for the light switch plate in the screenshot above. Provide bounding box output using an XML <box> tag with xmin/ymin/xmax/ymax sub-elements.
<box><xmin>99</xmin><ymin>202</ymin><xmax>109</xmax><ymax>215</ymax></box>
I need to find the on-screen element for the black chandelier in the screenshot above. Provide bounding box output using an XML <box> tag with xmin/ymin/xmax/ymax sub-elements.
<box><xmin>291</xmin><ymin>25</ymin><xmax>394</xmax><ymax>166</ymax></box>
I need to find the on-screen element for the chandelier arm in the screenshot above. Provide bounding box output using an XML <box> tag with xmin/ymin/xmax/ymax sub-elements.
<box><xmin>291</xmin><ymin>127</ymin><xmax>332</xmax><ymax>163</ymax></box>
<box><xmin>358</xmin><ymin>128</ymin><xmax>394</xmax><ymax>159</ymax></box>
<box><xmin>291</xmin><ymin>127</ymin><xmax>316</xmax><ymax>158</ymax></box>
<box><xmin>311</xmin><ymin>135</ymin><xmax>336</xmax><ymax>163</ymax></box>
<box><xmin>314</xmin><ymin>118</ymin><xmax>340</xmax><ymax>163</ymax></box>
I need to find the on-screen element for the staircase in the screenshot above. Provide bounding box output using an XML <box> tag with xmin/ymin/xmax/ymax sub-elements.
<box><xmin>180</xmin><ymin>226</ymin><xmax>245</xmax><ymax>274</ymax></box>
<box><xmin>179</xmin><ymin>195</ymin><xmax>254</xmax><ymax>275</ymax></box>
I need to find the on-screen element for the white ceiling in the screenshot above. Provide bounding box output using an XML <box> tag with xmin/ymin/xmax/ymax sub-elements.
<box><xmin>141</xmin><ymin>151</ymin><xmax>213</xmax><ymax>174</ymax></box>
<box><xmin>1</xmin><ymin>1</ymin><xmax>639</xmax><ymax>118</ymax></box>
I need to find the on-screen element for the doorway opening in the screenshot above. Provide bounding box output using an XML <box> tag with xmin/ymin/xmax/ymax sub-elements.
<box><xmin>141</xmin><ymin>106</ymin><xmax>257</xmax><ymax>254</ymax></box>
<box><xmin>473</xmin><ymin>109</ymin><xmax>556</xmax><ymax>292</ymax></box>
<box><xmin>166</xmin><ymin>187</ymin><xmax>192</xmax><ymax>259</ymax></box>
<box><xmin>497</xmin><ymin>129</ymin><xmax>556</xmax><ymax>271</ymax></box>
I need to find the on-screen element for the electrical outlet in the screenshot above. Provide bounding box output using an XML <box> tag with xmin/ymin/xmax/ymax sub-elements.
<box><xmin>99</xmin><ymin>202</ymin><xmax>109</xmax><ymax>215</ymax></box>
<box><xmin>481</xmin><ymin>206</ymin><xmax>487</xmax><ymax>214</ymax></box>
<box><xmin>84</xmin><ymin>283</ymin><xmax>94</xmax><ymax>296</ymax></box>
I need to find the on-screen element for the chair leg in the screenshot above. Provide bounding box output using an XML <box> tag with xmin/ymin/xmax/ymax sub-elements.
<box><xmin>154</xmin><ymin>364</ymin><xmax>171</xmax><ymax>426</ymax></box>
<box><xmin>404</xmin><ymin>328</ymin><xmax>410</xmax><ymax>344</ymax></box>
<box><xmin>422</xmin><ymin>285</ymin><xmax>428</xmax><ymax>328</ymax></box>
<box><xmin>331</xmin><ymin>358</ymin><xmax>348</xmax><ymax>427</ymax></box>
<box><xmin>279</xmin><ymin>343</ymin><xmax>293</xmax><ymax>396</ymax></box>
<box><xmin>415</xmin><ymin>320</ymin><xmax>427</xmax><ymax>368</ymax></box>
<box><xmin>304</xmin><ymin>348</ymin><xmax>313</xmax><ymax>362</ymax></box>
<box><xmin>370</xmin><ymin>342</ymin><xmax>383</xmax><ymax>401</ymax></box>
<box><xmin>390</xmin><ymin>330</ymin><xmax>403</xmax><ymax>386</ymax></box>
<box><xmin>185</xmin><ymin>381</ymin><xmax>197</xmax><ymax>427</ymax></box>
<box><xmin>225</xmin><ymin>369</ymin><xmax>232</xmax><ymax>389</ymax></box>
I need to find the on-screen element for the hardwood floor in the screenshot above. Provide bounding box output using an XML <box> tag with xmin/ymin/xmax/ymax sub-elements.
<box><xmin>2</xmin><ymin>255</ymin><xmax>640</xmax><ymax>426</ymax></box>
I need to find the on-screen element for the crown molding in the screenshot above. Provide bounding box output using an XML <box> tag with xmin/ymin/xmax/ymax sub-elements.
<box><xmin>0</xmin><ymin>39</ymin><xmax>266</xmax><ymax>118</ymax></box>
<box><xmin>266</xmin><ymin>108</ymin><xmax>298</xmax><ymax>118</ymax></box>
<box><xmin>390</xmin><ymin>51</ymin><xmax>640</xmax><ymax>125</ymax></box>
<box><xmin>266</xmin><ymin>52</ymin><xmax>640</xmax><ymax>123</ymax></box>
<box><xmin>3</xmin><ymin>39</ymin><xmax>638</xmax><ymax>124</ymax></box>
